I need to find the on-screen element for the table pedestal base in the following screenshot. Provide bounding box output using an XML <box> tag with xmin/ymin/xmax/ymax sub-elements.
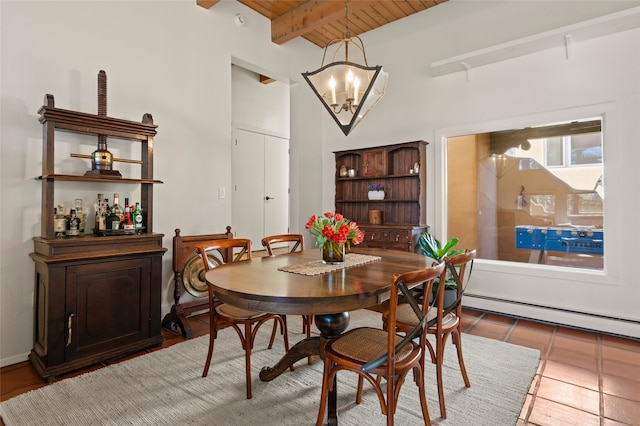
<box><xmin>259</xmin><ymin>312</ymin><xmax>350</xmax><ymax>425</ymax></box>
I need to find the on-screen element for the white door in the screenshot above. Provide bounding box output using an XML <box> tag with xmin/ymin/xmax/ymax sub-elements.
<box><xmin>232</xmin><ymin>129</ymin><xmax>289</xmax><ymax>250</ymax></box>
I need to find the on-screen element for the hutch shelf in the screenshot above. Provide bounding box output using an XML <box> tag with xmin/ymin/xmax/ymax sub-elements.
<box><xmin>29</xmin><ymin>88</ymin><xmax>166</xmax><ymax>382</ymax></box>
<box><xmin>334</xmin><ymin>141</ymin><xmax>429</xmax><ymax>252</ymax></box>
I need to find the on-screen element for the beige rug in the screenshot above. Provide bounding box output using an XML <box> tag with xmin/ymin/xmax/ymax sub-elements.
<box><xmin>1</xmin><ymin>310</ymin><xmax>539</xmax><ymax>425</ymax></box>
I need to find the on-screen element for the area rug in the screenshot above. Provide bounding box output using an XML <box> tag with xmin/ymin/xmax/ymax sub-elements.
<box><xmin>1</xmin><ymin>310</ymin><xmax>539</xmax><ymax>425</ymax></box>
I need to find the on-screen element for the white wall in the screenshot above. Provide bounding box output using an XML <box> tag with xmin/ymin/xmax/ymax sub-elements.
<box><xmin>2</xmin><ymin>0</ymin><xmax>639</xmax><ymax>367</ymax></box>
<box><xmin>0</xmin><ymin>0</ymin><xmax>319</xmax><ymax>366</ymax></box>
<box><xmin>311</xmin><ymin>2</ymin><xmax>640</xmax><ymax>336</ymax></box>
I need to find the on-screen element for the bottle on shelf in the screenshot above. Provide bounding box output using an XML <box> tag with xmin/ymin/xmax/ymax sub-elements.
<box><xmin>74</xmin><ymin>198</ymin><xmax>85</xmax><ymax>234</ymax></box>
<box><xmin>112</xmin><ymin>193</ymin><xmax>124</xmax><ymax>223</ymax></box>
<box><xmin>66</xmin><ymin>209</ymin><xmax>80</xmax><ymax>236</ymax></box>
<box><xmin>97</xmin><ymin>197</ymin><xmax>109</xmax><ymax>231</ymax></box>
<box><xmin>54</xmin><ymin>205</ymin><xmax>66</xmax><ymax>238</ymax></box>
<box><xmin>106</xmin><ymin>203</ymin><xmax>120</xmax><ymax>231</ymax></box>
<box><xmin>133</xmin><ymin>202</ymin><xmax>143</xmax><ymax>230</ymax></box>
<box><xmin>94</xmin><ymin>193</ymin><xmax>104</xmax><ymax>230</ymax></box>
<box><xmin>122</xmin><ymin>197</ymin><xmax>134</xmax><ymax>231</ymax></box>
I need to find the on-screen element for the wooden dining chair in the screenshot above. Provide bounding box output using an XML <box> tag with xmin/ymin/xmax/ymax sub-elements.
<box><xmin>261</xmin><ymin>234</ymin><xmax>313</xmax><ymax>338</ymax></box>
<box><xmin>196</xmin><ymin>238</ymin><xmax>290</xmax><ymax>399</ymax></box>
<box><xmin>316</xmin><ymin>262</ymin><xmax>445</xmax><ymax>426</ymax></box>
<box><xmin>383</xmin><ymin>249</ymin><xmax>476</xmax><ymax>419</ymax></box>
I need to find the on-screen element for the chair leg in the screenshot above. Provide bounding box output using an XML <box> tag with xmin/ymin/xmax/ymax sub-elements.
<box><xmin>202</xmin><ymin>303</ymin><xmax>217</xmax><ymax>378</ymax></box>
<box><xmin>453</xmin><ymin>329</ymin><xmax>471</xmax><ymax>387</ymax></box>
<box><xmin>202</xmin><ymin>331</ymin><xmax>215</xmax><ymax>377</ymax></box>
<box><xmin>316</xmin><ymin>359</ymin><xmax>332</xmax><ymax>426</ymax></box>
<box><xmin>356</xmin><ymin>376</ymin><xmax>364</xmax><ymax>404</ymax></box>
<box><xmin>435</xmin><ymin>335</ymin><xmax>447</xmax><ymax>419</ymax></box>
<box><xmin>414</xmin><ymin>365</ymin><xmax>431</xmax><ymax>426</ymax></box>
<box><xmin>268</xmin><ymin>318</ymin><xmax>278</xmax><ymax>349</ymax></box>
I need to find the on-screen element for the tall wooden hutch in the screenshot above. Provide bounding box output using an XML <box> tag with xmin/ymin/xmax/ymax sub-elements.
<box><xmin>334</xmin><ymin>141</ymin><xmax>429</xmax><ymax>252</ymax></box>
<box><xmin>29</xmin><ymin>83</ymin><xmax>166</xmax><ymax>382</ymax></box>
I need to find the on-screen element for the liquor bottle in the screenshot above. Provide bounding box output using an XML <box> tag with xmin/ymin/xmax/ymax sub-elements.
<box><xmin>122</xmin><ymin>197</ymin><xmax>134</xmax><ymax>231</ymax></box>
<box><xmin>97</xmin><ymin>198</ymin><xmax>109</xmax><ymax>231</ymax></box>
<box><xmin>54</xmin><ymin>205</ymin><xmax>66</xmax><ymax>238</ymax></box>
<box><xmin>66</xmin><ymin>209</ymin><xmax>81</xmax><ymax>236</ymax></box>
<box><xmin>112</xmin><ymin>193</ymin><xmax>124</xmax><ymax>222</ymax></box>
<box><xmin>94</xmin><ymin>193</ymin><xmax>104</xmax><ymax>230</ymax></box>
<box><xmin>106</xmin><ymin>204</ymin><xmax>121</xmax><ymax>231</ymax></box>
<box><xmin>74</xmin><ymin>198</ymin><xmax>85</xmax><ymax>233</ymax></box>
<box><xmin>133</xmin><ymin>202</ymin><xmax>143</xmax><ymax>230</ymax></box>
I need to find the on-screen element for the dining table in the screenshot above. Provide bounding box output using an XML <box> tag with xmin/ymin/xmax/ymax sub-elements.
<box><xmin>204</xmin><ymin>247</ymin><xmax>434</xmax><ymax>425</ymax></box>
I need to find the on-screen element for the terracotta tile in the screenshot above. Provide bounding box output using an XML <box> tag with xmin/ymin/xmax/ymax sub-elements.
<box><xmin>536</xmin><ymin>377</ymin><xmax>599</xmax><ymax>415</ymax></box>
<box><xmin>601</xmin><ymin>345</ymin><xmax>640</xmax><ymax>366</ymax></box>
<box><xmin>469</xmin><ymin>318</ymin><xmax>512</xmax><ymax>338</ymax></box>
<box><xmin>602</xmin><ymin>374</ymin><xmax>640</xmax><ymax>402</ymax></box>
<box><xmin>507</xmin><ymin>336</ymin><xmax>549</xmax><ymax>356</ymax></box>
<box><xmin>509</xmin><ymin>320</ymin><xmax>554</xmax><ymax>344</ymax></box>
<box><xmin>547</xmin><ymin>347</ymin><xmax>598</xmax><ymax>372</ymax></box>
<box><xmin>601</xmin><ymin>334</ymin><xmax>640</xmax><ymax>352</ymax></box>
<box><xmin>520</xmin><ymin>393</ymin><xmax>533</xmax><ymax>419</ymax></box>
<box><xmin>555</xmin><ymin>326</ymin><xmax>598</xmax><ymax>342</ymax></box>
<box><xmin>461</xmin><ymin>308</ymin><xmax>484</xmax><ymax>320</ymax></box>
<box><xmin>528</xmin><ymin>396</ymin><xmax>600</xmax><ymax>426</ymax></box>
<box><xmin>551</xmin><ymin>334</ymin><xmax>598</xmax><ymax>357</ymax></box>
<box><xmin>482</xmin><ymin>312</ymin><xmax>517</xmax><ymax>326</ymax></box>
<box><xmin>528</xmin><ymin>373</ymin><xmax>541</xmax><ymax>394</ymax></box>
<box><xmin>602</xmin><ymin>359</ymin><xmax>640</xmax><ymax>382</ymax></box>
<box><xmin>603</xmin><ymin>394</ymin><xmax>640</xmax><ymax>425</ymax></box>
<box><xmin>542</xmin><ymin>359</ymin><xmax>599</xmax><ymax>391</ymax></box>
<box><xmin>466</xmin><ymin>326</ymin><xmax>507</xmax><ymax>341</ymax></box>
<box><xmin>602</xmin><ymin>418</ymin><xmax>630</xmax><ymax>426</ymax></box>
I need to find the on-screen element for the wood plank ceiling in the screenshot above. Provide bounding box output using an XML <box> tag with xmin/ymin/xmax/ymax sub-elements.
<box><xmin>197</xmin><ymin>0</ymin><xmax>447</xmax><ymax>47</ymax></box>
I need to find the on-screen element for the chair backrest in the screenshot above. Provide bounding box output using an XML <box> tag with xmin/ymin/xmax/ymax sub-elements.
<box><xmin>362</xmin><ymin>262</ymin><xmax>445</xmax><ymax>374</ymax></box>
<box><xmin>261</xmin><ymin>234</ymin><xmax>304</xmax><ymax>256</ymax></box>
<box><xmin>436</xmin><ymin>248</ymin><xmax>477</xmax><ymax>318</ymax></box>
<box><xmin>196</xmin><ymin>238</ymin><xmax>252</xmax><ymax>272</ymax></box>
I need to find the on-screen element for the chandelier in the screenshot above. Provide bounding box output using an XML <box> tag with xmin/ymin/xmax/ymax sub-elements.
<box><xmin>302</xmin><ymin>1</ymin><xmax>388</xmax><ymax>136</ymax></box>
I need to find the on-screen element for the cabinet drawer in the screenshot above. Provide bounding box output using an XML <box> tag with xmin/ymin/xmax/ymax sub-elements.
<box><xmin>364</xmin><ymin>228</ymin><xmax>412</xmax><ymax>244</ymax></box>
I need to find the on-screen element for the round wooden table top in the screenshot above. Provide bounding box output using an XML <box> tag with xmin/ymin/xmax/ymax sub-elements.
<box><xmin>204</xmin><ymin>247</ymin><xmax>434</xmax><ymax>315</ymax></box>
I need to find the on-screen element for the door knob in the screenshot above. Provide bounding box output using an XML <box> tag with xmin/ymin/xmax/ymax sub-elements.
<box><xmin>265</xmin><ymin>196</ymin><xmax>275</xmax><ymax>200</ymax></box>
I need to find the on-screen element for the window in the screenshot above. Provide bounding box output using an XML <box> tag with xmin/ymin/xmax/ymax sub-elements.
<box><xmin>545</xmin><ymin>133</ymin><xmax>603</xmax><ymax>167</ymax></box>
<box><xmin>447</xmin><ymin>118</ymin><xmax>604</xmax><ymax>270</ymax></box>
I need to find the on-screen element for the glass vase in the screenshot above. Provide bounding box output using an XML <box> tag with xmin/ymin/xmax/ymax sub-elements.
<box><xmin>322</xmin><ymin>241</ymin><xmax>345</xmax><ymax>264</ymax></box>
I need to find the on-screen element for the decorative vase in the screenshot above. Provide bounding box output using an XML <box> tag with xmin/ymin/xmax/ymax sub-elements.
<box><xmin>322</xmin><ymin>241</ymin><xmax>345</xmax><ymax>264</ymax></box>
<box><xmin>368</xmin><ymin>190</ymin><xmax>385</xmax><ymax>200</ymax></box>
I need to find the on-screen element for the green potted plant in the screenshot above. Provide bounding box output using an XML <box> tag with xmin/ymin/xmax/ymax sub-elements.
<box><xmin>417</xmin><ymin>232</ymin><xmax>464</xmax><ymax>307</ymax></box>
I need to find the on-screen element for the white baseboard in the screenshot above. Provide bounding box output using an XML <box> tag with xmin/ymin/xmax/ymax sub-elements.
<box><xmin>1</xmin><ymin>352</ymin><xmax>29</xmax><ymax>368</ymax></box>
<box><xmin>464</xmin><ymin>293</ymin><xmax>640</xmax><ymax>340</ymax></box>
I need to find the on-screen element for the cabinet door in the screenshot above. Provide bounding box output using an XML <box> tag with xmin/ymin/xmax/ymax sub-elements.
<box><xmin>362</xmin><ymin>149</ymin><xmax>385</xmax><ymax>176</ymax></box>
<box><xmin>65</xmin><ymin>257</ymin><xmax>151</xmax><ymax>361</ymax></box>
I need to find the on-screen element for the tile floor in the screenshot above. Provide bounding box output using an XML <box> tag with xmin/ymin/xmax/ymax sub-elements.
<box><xmin>1</xmin><ymin>308</ymin><xmax>639</xmax><ymax>425</ymax></box>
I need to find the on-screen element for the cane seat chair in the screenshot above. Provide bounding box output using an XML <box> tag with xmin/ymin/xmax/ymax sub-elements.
<box><xmin>261</xmin><ymin>234</ymin><xmax>314</xmax><ymax>340</ymax></box>
<box><xmin>196</xmin><ymin>238</ymin><xmax>290</xmax><ymax>399</ymax></box>
<box><xmin>316</xmin><ymin>262</ymin><xmax>445</xmax><ymax>426</ymax></box>
<box><xmin>383</xmin><ymin>249</ymin><xmax>476</xmax><ymax>418</ymax></box>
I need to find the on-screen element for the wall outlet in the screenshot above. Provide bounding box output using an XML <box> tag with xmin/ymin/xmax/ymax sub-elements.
<box><xmin>219</xmin><ymin>187</ymin><xmax>226</xmax><ymax>199</ymax></box>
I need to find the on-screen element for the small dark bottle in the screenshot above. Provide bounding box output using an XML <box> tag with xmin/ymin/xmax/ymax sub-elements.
<box><xmin>106</xmin><ymin>206</ymin><xmax>121</xmax><ymax>231</ymax></box>
<box><xmin>66</xmin><ymin>209</ymin><xmax>81</xmax><ymax>237</ymax></box>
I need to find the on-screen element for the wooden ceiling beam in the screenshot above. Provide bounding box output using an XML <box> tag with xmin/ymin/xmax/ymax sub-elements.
<box><xmin>196</xmin><ymin>0</ymin><xmax>222</xmax><ymax>9</ymax></box>
<box><xmin>271</xmin><ymin>0</ymin><xmax>372</xmax><ymax>45</ymax></box>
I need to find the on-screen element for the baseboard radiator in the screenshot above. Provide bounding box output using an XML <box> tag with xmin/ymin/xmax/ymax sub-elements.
<box><xmin>464</xmin><ymin>293</ymin><xmax>640</xmax><ymax>341</ymax></box>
